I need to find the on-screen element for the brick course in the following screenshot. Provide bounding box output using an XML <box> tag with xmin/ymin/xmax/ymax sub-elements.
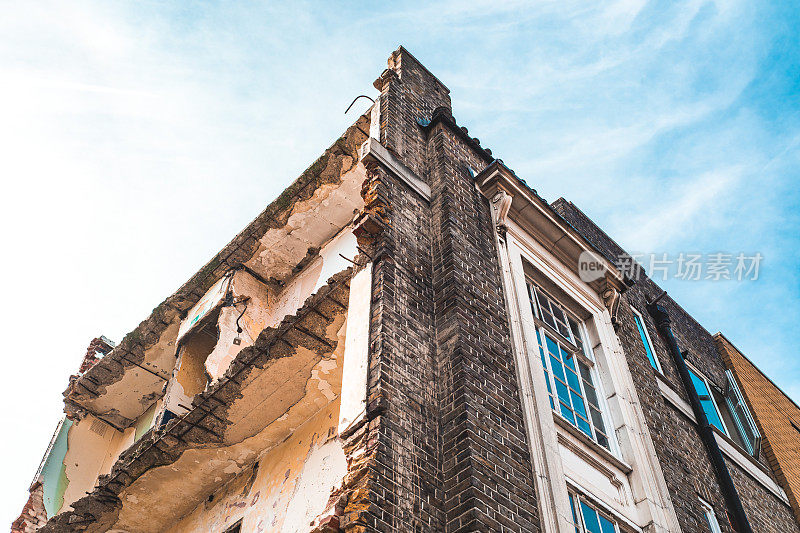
<box><xmin>552</xmin><ymin>198</ymin><xmax>799</xmax><ymax>533</ymax></box>
<box><xmin>717</xmin><ymin>334</ymin><xmax>800</xmax><ymax>525</ymax></box>
<box><xmin>348</xmin><ymin>47</ymin><xmax>540</xmax><ymax>533</ymax></box>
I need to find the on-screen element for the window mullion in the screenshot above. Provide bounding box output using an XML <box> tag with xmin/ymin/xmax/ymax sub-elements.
<box><xmin>571</xmin><ymin>346</ymin><xmax>596</xmax><ymax>441</ymax></box>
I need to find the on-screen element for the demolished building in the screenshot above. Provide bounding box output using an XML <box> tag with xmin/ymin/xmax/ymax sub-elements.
<box><xmin>13</xmin><ymin>47</ymin><xmax>800</xmax><ymax>533</ymax></box>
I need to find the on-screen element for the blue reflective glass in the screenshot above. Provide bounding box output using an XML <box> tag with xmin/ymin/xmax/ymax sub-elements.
<box><xmin>580</xmin><ymin>502</ymin><xmax>602</xmax><ymax>533</ymax></box>
<box><xmin>551</xmin><ymin>356</ymin><xmax>566</xmax><ymax>382</ymax></box>
<box><xmin>689</xmin><ymin>369</ymin><xmax>710</xmax><ymax>396</ymax></box>
<box><xmin>571</xmin><ymin>391</ymin><xmax>588</xmax><ymax>418</ymax></box>
<box><xmin>560</xmin><ymin>402</ymin><xmax>575</xmax><ymax>423</ymax></box>
<box><xmin>566</xmin><ymin>367</ymin><xmax>581</xmax><ymax>391</ymax></box>
<box><xmin>634</xmin><ymin>314</ymin><xmax>658</xmax><ymax>370</ymax></box>
<box><xmin>599</xmin><ymin>515</ymin><xmax>616</xmax><ymax>533</ymax></box>
<box><xmin>546</xmin><ymin>335</ymin><xmax>560</xmax><ymax>357</ymax></box>
<box><xmin>555</xmin><ymin>380</ymin><xmax>571</xmax><ymax>405</ymax></box>
<box><xmin>576</xmin><ymin>416</ymin><xmax>593</xmax><ymax>437</ymax></box>
<box><xmin>688</xmin><ymin>369</ymin><xmax>726</xmax><ymax>434</ymax></box>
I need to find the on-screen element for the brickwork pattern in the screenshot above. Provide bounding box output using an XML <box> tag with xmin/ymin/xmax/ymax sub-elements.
<box><xmin>347</xmin><ymin>47</ymin><xmax>541</xmax><ymax>533</ymax></box>
<box><xmin>552</xmin><ymin>198</ymin><xmax>799</xmax><ymax>533</ymax></box>
<box><xmin>717</xmin><ymin>335</ymin><xmax>800</xmax><ymax>525</ymax></box>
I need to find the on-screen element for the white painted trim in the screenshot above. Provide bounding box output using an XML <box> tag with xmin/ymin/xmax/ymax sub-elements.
<box><xmin>338</xmin><ymin>264</ymin><xmax>373</xmax><ymax>435</ymax></box>
<box><xmin>507</xmin><ymin>220</ymin><xmax>605</xmax><ymax>314</ymax></box>
<box><xmin>698</xmin><ymin>497</ymin><xmax>723</xmax><ymax>533</ymax></box>
<box><xmin>631</xmin><ymin>308</ymin><xmax>663</xmax><ymax>374</ymax></box>
<box><xmin>566</xmin><ymin>479</ymin><xmax>645</xmax><ymax>533</ymax></box>
<box><xmin>506</xmin><ymin>217</ymin><xmax>683</xmax><ymax>533</ymax></box>
<box><xmin>359</xmin><ymin>137</ymin><xmax>430</xmax><ymax>200</ymax></box>
<box><xmin>657</xmin><ymin>378</ymin><xmax>790</xmax><ymax>504</ymax></box>
<box><xmin>496</xmin><ymin>231</ymin><xmax>575</xmax><ymax>532</ymax></box>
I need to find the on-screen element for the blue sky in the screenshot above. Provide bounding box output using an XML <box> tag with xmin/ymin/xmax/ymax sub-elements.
<box><xmin>2</xmin><ymin>0</ymin><xmax>798</xmax><ymax>525</ymax></box>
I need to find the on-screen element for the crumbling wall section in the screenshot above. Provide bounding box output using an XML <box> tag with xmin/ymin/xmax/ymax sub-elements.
<box><xmin>11</xmin><ymin>482</ymin><xmax>47</xmax><ymax>533</ymax></box>
<box><xmin>63</xmin><ymin>113</ymin><xmax>370</xmax><ymax>430</ymax></box>
<box><xmin>38</xmin><ymin>270</ymin><xmax>352</xmax><ymax>533</ymax></box>
<box><xmin>165</xmin><ymin>402</ymin><xmax>346</xmax><ymax>533</ymax></box>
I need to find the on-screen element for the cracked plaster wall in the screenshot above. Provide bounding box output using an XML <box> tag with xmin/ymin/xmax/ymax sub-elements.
<box><xmin>163</xmin><ymin>226</ymin><xmax>358</xmax><ymax>419</ymax></box>
<box><xmin>98</xmin><ymin>302</ymin><xmax>350</xmax><ymax>532</ymax></box>
<box><xmin>164</xmin><ymin>401</ymin><xmax>346</xmax><ymax>533</ymax></box>
<box><xmin>31</xmin><ymin>113</ymin><xmax>370</xmax><ymax>532</ymax></box>
<box><xmin>61</xmin><ymin>415</ymin><xmax>135</xmax><ymax>515</ymax></box>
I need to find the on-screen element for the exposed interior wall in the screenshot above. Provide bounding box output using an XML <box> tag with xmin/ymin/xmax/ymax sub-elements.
<box><xmin>39</xmin><ymin>418</ymin><xmax>72</xmax><ymax>518</ymax></box>
<box><xmin>133</xmin><ymin>401</ymin><xmax>159</xmax><ymax>442</ymax></box>
<box><xmin>163</xmin><ymin>319</ymin><xmax>219</xmax><ymax>417</ymax></box>
<box><xmin>36</xmin><ymin>113</ymin><xmax>370</xmax><ymax>533</ymax></box>
<box><xmin>61</xmin><ymin>415</ymin><xmax>136</xmax><ymax>513</ymax></box>
<box><xmin>63</xmin><ymin>277</ymin><xmax>355</xmax><ymax>533</ymax></box>
<box><xmin>204</xmin><ymin>271</ymin><xmax>271</xmax><ymax>382</ymax></box>
<box><xmin>165</xmin><ymin>401</ymin><xmax>346</xmax><ymax>533</ymax></box>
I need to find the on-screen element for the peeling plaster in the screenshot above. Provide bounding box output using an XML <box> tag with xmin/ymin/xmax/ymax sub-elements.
<box><xmin>63</xmin><ymin>113</ymin><xmax>368</xmax><ymax>435</ymax></box>
<box><xmin>39</xmin><ymin>276</ymin><xmax>353</xmax><ymax>533</ymax></box>
<box><xmin>245</xmin><ymin>166</ymin><xmax>364</xmax><ymax>283</ymax></box>
<box><xmin>42</xmin><ymin>112</ymin><xmax>371</xmax><ymax>532</ymax></box>
<box><xmin>61</xmin><ymin>416</ymin><xmax>136</xmax><ymax>514</ymax></box>
<box><xmin>164</xmin><ymin>403</ymin><xmax>346</xmax><ymax>533</ymax></box>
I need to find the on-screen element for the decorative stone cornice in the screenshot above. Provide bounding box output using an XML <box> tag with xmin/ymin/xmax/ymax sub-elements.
<box><xmin>476</xmin><ymin>160</ymin><xmax>626</xmax><ymax>295</ymax></box>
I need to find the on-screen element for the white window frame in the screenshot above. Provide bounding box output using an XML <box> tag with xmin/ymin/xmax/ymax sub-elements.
<box><xmin>631</xmin><ymin>308</ymin><xmax>662</xmax><ymax>373</ymax></box>
<box><xmin>698</xmin><ymin>498</ymin><xmax>723</xmax><ymax>533</ymax></box>
<box><xmin>568</xmin><ymin>490</ymin><xmax>622</xmax><ymax>533</ymax></box>
<box><xmin>686</xmin><ymin>363</ymin><xmax>730</xmax><ymax>437</ymax></box>
<box><xmin>527</xmin><ymin>280</ymin><xmax>617</xmax><ymax>454</ymax></box>
<box><xmin>723</xmin><ymin>370</ymin><xmax>761</xmax><ymax>458</ymax></box>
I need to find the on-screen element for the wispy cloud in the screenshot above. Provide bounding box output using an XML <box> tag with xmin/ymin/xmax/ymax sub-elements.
<box><xmin>2</xmin><ymin>0</ymin><xmax>799</xmax><ymax>526</ymax></box>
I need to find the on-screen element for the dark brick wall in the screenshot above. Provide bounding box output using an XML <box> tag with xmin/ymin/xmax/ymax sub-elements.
<box><xmin>352</xmin><ymin>47</ymin><xmax>540</xmax><ymax>533</ymax></box>
<box><xmin>552</xmin><ymin>198</ymin><xmax>800</xmax><ymax>533</ymax></box>
<box><xmin>428</xmin><ymin>124</ymin><xmax>538</xmax><ymax>533</ymax></box>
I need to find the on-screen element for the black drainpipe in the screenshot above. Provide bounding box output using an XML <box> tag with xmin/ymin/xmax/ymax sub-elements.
<box><xmin>647</xmin><ymin>298</ymin><xmax>753</xmax><ymax>533</ymax></box>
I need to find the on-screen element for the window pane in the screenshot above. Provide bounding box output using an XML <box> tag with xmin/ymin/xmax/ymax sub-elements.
<box><xmin>542</xmin><ymin>309</ymin><xmax>557</xmax><ymax>330</ymax></box>
<box><xmin>701</xmin><ymin>399</ymin><xmax>726</xmax><ymax>433</ymax></box>
<box><xmin>689</xmin><ymin>369</ymin><xmax>726</xmax><ymax>434</ymax></box>
<box><xmin>634</xmin><ymin>313</ymin><xmax>659</xmax><ymax>370</ymax></box>
<box><xmin>590</xmin><ymin>406</ymin><xmax>606</xmax><ymax>435</ymax></box>
<box><xmin>580</xmin><ymin>501</ymin><xmax>602</xmax><ymax>533</ymax></box>
<box><xmin>599</xmin><ymin>515</ymin><xmax>616</xmax><ymax>533</ymax></box>
<box><xmin>551</xmin><ymin>304</ymin><xmax>567</xmax><ymax>326</ymax></box>
<box><xmin>560</xmin><ymin>402</ymin><xmax>576</xmax><ymax>424</ymax></box>
<box><xmin>689</xmin><ymin>369</ymin><xmax>710</xmax><ymax>397</ymax></box>
<box><xmin>571</xmin><ymin>391</ymin><xmax>588</xmax><ymax>419</ymax></box>
<box><xmin>576</xmin><ymin>415</ymin><xmax>593</xmax><ymax>437</ymax></box>
<box><xmin>555</xmin><ymin>380</ymin><xmax>571</xmax><ymax>405</ymax></box>
<box><xmin>568</xmin><ymin>494</ymin><xmax>581</xmax><ymax>533</ymax></box>
<box><xmin>566</xmin><ymin>368</ymin><xmax>582</xmax><ymax>392</ymax></box>
<box><xmin>724</xmin><ymin>370</ymin><xmax>761</xmax><ymax>457</ymax></box>
<box><xmin>568</xmin><ymin>317</ymin><xmax>582</xmax><ymax>345</ymax></box>
<box><xmin>583</xmin><ymin>383</ymin><xmax>599</xmax><ymax>406</ymax></box>
<box><xmin>552</xmin><ymin>356</ymin><xmax>567</xmax><ymax>382</ymax></box>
